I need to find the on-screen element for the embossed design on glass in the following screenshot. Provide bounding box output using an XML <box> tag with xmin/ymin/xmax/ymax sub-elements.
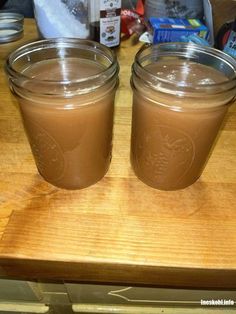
<box><xmin>25</xmin><ymin>121</ymin><xmax>65</xmax><ymax>182</ymax></box>
<box><xmin>134</xmin><ymin>125</ymin><xmax>195</xmax><ymax>187</ymax></box>
<box><xmin>6</xmin><ymin>38</ymin><xmax>119</xmax><ymax>189</ymax></box>
<box><xmin>131</xmin><ymin>43</ymin><xmax>236</xmax><ymax>190</ymax></box>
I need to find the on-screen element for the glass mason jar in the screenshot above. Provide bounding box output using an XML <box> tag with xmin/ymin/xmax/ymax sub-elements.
<box><xmin>131</xmin><ymin>43</ymin><xmax>236</xmax><ymax>190</ymax></box>
<box><xmin>6</xmin><ymin>38</ymin><xmax>119</xmax><ymax>189</ymax></box>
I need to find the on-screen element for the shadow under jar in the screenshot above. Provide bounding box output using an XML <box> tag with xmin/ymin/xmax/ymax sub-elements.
<box><xmin>131</xmin><ymin>43</ymin><xmax>236</xmax><ymax>191</ymax></box>
<box><xmin>6</xmin><ymin>38</ymin><xmax>119</xmax><ymax>189</ymax></box>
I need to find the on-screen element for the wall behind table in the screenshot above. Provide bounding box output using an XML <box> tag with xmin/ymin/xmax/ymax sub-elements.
<box><xmin>210</xmin><ymin>0</ymin><xmax>236</xmax><ymax>33</ymax></box>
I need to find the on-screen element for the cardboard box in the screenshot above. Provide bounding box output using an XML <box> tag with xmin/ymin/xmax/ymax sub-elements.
<box><xmin>149</xmin><ymin>17</ymin><xmax>209</xmax><ymax>44</ymax></box>
<box><xmin>143</xmin><ymin>0</ymin><xmax>214</xmax><ymax>46</ymax></box>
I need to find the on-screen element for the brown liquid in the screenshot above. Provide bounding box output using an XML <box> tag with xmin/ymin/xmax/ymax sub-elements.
<box><xmin>18</xmin><ymin>58</ymin><xmax>116</xmax><ymax>189</ymax></box>
<box><xmin>131</xmin><ymin>61</ymin><xmax>230</xmax><ymax>190</ymax></box>
<box><xmin>90</xmin><ymin>21</ymin><xmax>100</xmax><ymax>43</ymax></box>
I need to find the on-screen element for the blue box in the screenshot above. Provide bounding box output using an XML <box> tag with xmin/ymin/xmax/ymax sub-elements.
<box><xmin>149</xmin><ymin>17</ymin><xmax>209</xmax><ymax>44</ymax></box>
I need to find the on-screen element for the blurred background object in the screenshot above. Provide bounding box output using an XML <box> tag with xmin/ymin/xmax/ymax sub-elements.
<box><xmin>88</xmin><ymin>0</ymin><xmax>121</xmax><ymax>47</ymax></box>
<box><xmin>149</xmin><ymin>17</ymin><xmax>209</xmax><ymax>44</ymax></box>
<box><xmin>121</xmin><ymin>0</ymin><xmax>145</xmax><ymax>39</ymax></box>
<box><xmin>144</xmin><ymin>0</ymin><xmax>204</xmax><ymax>21</ymax></box>
<box><xmin>210</xmin><ymin>0</ymin><xmax>236</xmax><ymax>34</ymax></box>
<box><xmin>34</xmin><ymin>0</ymin><xmax>89</xmax><ymax>39</ymax></box>
<box><xmin>0</xmin><ymin>0</ymin><xmax>34</xmax><ymax>17</ymax></box>
<box><xmin>0</xmin><ymin>0</ymin><xmax>235</xmax><ymax>52</ymax></box>
<box><xmin>122</xmin><ymin>0</ymin><xmax>138</xmax><ymax>9</ymax></box>
<box><xmin>215</xmin><ymin>18</ymin><xmax>236</xmax><ymax>58</ymax></box>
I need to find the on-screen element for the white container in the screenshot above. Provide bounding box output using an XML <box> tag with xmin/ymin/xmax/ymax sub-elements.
<box><xmin>33</xmin><ymin>0</ymin><xmax>89</xmax><ymax>39</ymax></box>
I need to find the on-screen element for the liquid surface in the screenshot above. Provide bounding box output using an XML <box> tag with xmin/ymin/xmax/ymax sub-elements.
<box><xmin>145</xmin><ymin>60</ymin><xmax>228</xmax><ymax>86</ymax></box>
<box><xmin>23</xmin><ymin>58</ymin><xmax>106</xmax><ymax>81</ymax></box>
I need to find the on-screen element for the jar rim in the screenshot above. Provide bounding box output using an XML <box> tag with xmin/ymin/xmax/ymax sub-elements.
<box><xmin>5</xmin><ymin>38</ymin><xmax>119</xmax><ymax>95</ymax></box>
<box><xmin>133</xmin><ymin>42</ymin><xmax>236</xmax><ymax>92</ymax></box>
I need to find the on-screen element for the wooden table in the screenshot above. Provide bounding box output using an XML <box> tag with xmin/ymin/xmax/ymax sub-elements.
<box><xmin>0</xmin><ymin>19</ymin><xmax>236</xmax><ymax>289</ymax></box>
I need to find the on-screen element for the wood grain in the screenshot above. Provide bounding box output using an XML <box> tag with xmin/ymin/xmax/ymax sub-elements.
<box><xmin>0</xmin><ymin>19</ymin><xmax>236</xmax><ymax>288</ymax></box>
